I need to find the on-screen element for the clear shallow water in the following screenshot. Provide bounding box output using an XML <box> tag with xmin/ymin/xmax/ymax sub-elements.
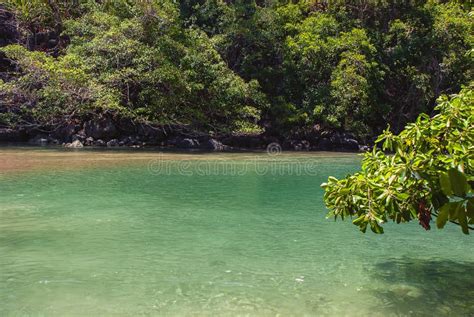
<box><xmin>0</xmin><ymin>148</ymin><xmax>472</xmax><ymax>316</ymax></box>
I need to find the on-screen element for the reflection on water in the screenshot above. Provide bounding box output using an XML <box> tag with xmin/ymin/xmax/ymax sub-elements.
<box><xmin>0</xmin><ymin>148</ymin><xmax>472</xmax><ymax>316</ymax></box>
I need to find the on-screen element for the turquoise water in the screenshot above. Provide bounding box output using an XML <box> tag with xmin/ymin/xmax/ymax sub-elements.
<box><xmin>0</xmin><ymin>149</ymin><xmax>472</xmax><ymax>316</ymax></box>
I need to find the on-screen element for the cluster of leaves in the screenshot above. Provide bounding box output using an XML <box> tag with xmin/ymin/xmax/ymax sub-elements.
<box><xmin>322</xmin><ymin>86</ymin><xmax>473</xmax><ymax>234</ymax></box>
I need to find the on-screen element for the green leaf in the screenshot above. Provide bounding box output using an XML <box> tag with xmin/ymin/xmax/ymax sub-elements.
<box><xmin>467</xmin><ymin>199</ymin><xmax>474</xmax><ymax>218</ymax></box>
<box><xmin>369</xmin><ymin>221</ymin><xmax>384</xmax><ymax>234</ymax></box>
<box><xmin>439</xmin><ymin>172</ymin><xmax>452</xmax><ymax>196</ymax></box>
<box><xmin>448</xmin><ymin>168</ymin><xmax>468</xmax><ymax>197</ymax></box>
<box><xmin>458</xmin><ymin>205</ymin><xmax>469</xmax><ymax>235</ymax></box>
<box><xmin>432</xmin><ymin>192</ymin><xmax>449</xmax><ymax>210</ymax></box>
<box><xmin>352</xmin><ymin>214</ymin><xmax>366</xmax><ymax>225</ymax></box>
<box><xmin>339</xmin><ymin>188</ymin><xmax>350</xmax><ymax>195</ymax></box>
<box><xmin>436</xmin><ymin>203</ymin><xmax>450</xmax><ymax>229</ymax></box>
<box><xmin>448</xmin><ymin>201</ymin><xmax>463</xmax><ymax>221</ymax></box>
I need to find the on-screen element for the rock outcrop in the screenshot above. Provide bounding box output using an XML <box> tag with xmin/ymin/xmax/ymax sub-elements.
<box><xmin>200</xmin><ymin>138</ymin><xmax>226</xmax><ymax>151</ymax></box>
<box><xmin>0</xmin><ymin>115</ymin><xmax>368</xmax><ymax>152</ymax></box>
<box><xmin>84</xmin><ymin>118</ymin><xmax>118</xmax><ymax>140</ymax></box>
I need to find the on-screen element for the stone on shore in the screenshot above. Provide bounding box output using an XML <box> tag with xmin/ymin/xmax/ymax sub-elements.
<box><xmin>64</xmin><ymin>140</ymin><xmax>83</xmax><ymax>148</ymax></box>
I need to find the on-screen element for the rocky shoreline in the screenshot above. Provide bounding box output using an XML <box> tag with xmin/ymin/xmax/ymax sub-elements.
<box><xmin>0</xmin><ymin>117</ymin><xmax>370</xmax><ymax>152</ymax></box>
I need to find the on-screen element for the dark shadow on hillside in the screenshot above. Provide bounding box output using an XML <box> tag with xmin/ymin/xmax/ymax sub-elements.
<box><xmin>369</xmin><ymin>258</ymin><xmax>474</xmax><ymax>316</ymax></box>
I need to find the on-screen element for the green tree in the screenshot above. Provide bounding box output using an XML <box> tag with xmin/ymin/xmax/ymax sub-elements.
<box><xmin>322</xmin><ymin>86</ymin><xmax>474</xmax><ymax>234</ymax></box>
<box><xmin>0</xmin><ymin>44</ymin><xmax>121</xmax><ymax>128</ymax></box>
<box><xmin>1</xmin><ymin>0</ymin><xmax>472</xmax><ymax>141</ymax></box>
<box><xmin>285</xmin><ymin>15</ymin><xmax>385</xmax><ymax>137</ymax></box>
<box><xmin>1</xmin><ymin>0</ymin><xmax>265</xmax><ymax>134</ymax></box>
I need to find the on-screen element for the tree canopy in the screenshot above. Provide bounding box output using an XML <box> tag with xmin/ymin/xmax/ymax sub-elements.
<box><xmin>0</xmin><ymin>0</ymin><xmax>472</xmax><ymax>139</ymax></box>
<box><xmin>322</xmin><ymin>86</ymin><xmax>473</xmax><ymax>234</ymax></box>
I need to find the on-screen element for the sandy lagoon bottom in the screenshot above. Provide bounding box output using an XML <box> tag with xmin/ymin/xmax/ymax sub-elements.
<box><xmin>0</xmin><ymin>147</ymin><xmax>472</xmax><ymax>316</ymax></box>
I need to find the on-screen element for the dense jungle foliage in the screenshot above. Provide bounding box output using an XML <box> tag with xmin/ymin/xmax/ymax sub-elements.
<box><xmin>0</xmin><ymin>0</ymin><xmax>472</xmax><ymax>141</ymax></box>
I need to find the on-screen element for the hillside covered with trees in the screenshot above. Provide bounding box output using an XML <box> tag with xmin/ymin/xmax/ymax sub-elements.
<box><xmin>0</xmin><ymin>0</ymin><xmax>472</xmax><ymax>150</ymax></box>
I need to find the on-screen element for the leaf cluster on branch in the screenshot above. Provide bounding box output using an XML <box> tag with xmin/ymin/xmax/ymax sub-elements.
<box><xmin>322</xmin><ymin>86</ymin><xmax>474</xmax><ymax>234</ymax></box>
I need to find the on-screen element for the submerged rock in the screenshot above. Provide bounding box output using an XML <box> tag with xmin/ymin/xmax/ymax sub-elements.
<box><xmin>389</xmin><ymin>284</ymin><xmax>423</xmax><ymax>298</ymax></box>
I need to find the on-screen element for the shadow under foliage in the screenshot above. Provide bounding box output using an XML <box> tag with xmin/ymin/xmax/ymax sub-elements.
<box><xmin>369</xmin><ymin>257</ymin><xmax>474</xmax><ymax>316</ymax></box>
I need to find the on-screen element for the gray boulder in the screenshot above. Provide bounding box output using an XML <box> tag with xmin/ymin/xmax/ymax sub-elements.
<box><xmin>106</xmin><ymin>139</ymin><xmax>119</xmax><ymax>147</ymax></box>
<box><xmin>64</xmin><ymin>140</ymin><xmax>83</xmax><ymax>148</ymax></box>
<box><xmin>72</xmin><ymin>133</ymin><xmax>86</xmax><ymax>143</ymax></box>
<box><xmin>94</xmin><ymin>139</ymin><xmax>105</xmax><ymax>147</ymax></box>
<box><xmin>84</xmin><ymin>137</ymin><xmax>94</xmax><ymax>146</ymax></box>
<box><xmin>200</xmin><ymin>138</ymin><xmax>225</xmax><ymax>151</ymax></box>
<box><xmin>341</xmin><ymin>138</ymin><xmax>359</xmax><ymax>151</ymax></box>
<box><xmin>137</xmin><ymin>124</ymin><xmax>165</xmax><ymax>143</ymax></box>
<box><xmin>52</xmin><ymin>123</ymin><xmax>80</xmax><ymax>142</ymax></box>
<box><xmin>285</xmin><ymin>139</ymin><xmax>310</xmax><ymax>151</ymax></box>
<box><xmin>120</xmin><ymin>136</ymin><xmax>141</xmax><ymax>146</ymax></box>
<box><xmin>172</xmin><ymin>137</ymin><xmax>199</xmax><ymax>149</ymax></box>
<box><xmin>359</xmin><ymin>145</ymin><xmax>371</xmax><ymax>152</ymax></box>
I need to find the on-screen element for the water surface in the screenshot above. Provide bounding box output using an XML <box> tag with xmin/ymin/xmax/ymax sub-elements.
<box><xmin>0</xmin><ymin>148</ymin><xmax>472</xmax><ymax>316</ymax></box>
